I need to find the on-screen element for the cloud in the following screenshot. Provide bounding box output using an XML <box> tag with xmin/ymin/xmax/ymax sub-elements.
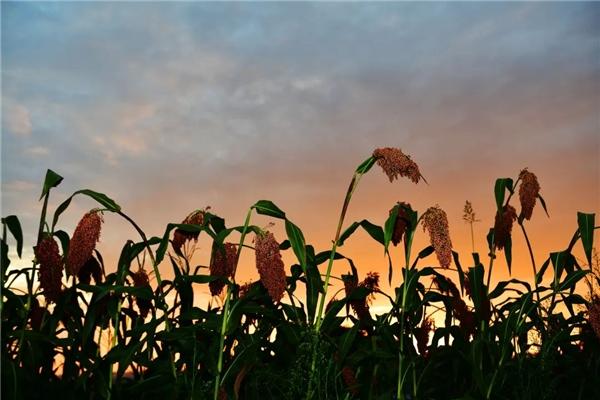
<box><xmin>24</xmin><ymin>146</ymin><xmax>49</xmax><ymax>156</ymax></box>
<box><xmin>3</xmin><ymin>102</ymin><xmax>32</xmax><ymax>136</ymax></box>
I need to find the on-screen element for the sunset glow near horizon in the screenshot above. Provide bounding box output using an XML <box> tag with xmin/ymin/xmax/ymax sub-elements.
<box><xmin>2</xmin><ymin>2</ymin><xmax>598</xmax><ymax>308</ymax></box>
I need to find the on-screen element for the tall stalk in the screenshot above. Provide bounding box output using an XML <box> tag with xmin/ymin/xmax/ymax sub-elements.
<box><xmin>519</xmin><ymin>222</ymin><xmax>540</xmax><ymax>303</ymax></box>
<box><xmin>396</xmin><ymin>218</ymin><xmax>416</xmax><ymax>400</ymax></box>
<box><xmin>213</xmin><ymin>208</ymin><xmax>253</xmax><ymax>400</ymax></box>
<box><xmin>314</xmin><ymin>173</ymin><xmax>362</xmax><ymax>332</ymax></box>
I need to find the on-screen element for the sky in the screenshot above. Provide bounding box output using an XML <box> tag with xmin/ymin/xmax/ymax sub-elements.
<box><xmin>1</xmin><ymin>2</ymin><xmax>599</xmax><ymax>307</ymax></box>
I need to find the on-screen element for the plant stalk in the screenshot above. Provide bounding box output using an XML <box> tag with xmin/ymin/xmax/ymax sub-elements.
<box><xmin>213</xmin><ymin>208</ymin><xmax>253</xmax><ymax>400</ymax></box>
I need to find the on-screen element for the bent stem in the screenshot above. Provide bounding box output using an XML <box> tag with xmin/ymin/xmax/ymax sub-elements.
<box><xmin>308</xmin><ymin>168</ymin><xmax>366</xmax><ymax>400</ymax></box>
<box><xmin>519</xmin><ymin>222</ymin><xmax>540</xmax><ymax>303</ymax></box>
<box><xmin>213</xmin><ymin>208</ymin><xmax>253</xmax><ymax>400</ymax></box>
<box><xmin>314</xmin><ymin>173</ymin><xmax>361</xmax><ymax>332</ymax></box>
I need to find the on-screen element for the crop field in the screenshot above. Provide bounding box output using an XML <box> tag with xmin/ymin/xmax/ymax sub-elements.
<box><xmin>1</xmin><ymin>147</ymin><xmax>599</xmax><ymax>400</ymax></box>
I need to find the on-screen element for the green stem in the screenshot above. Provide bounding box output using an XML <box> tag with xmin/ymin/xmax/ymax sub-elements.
<box><xmin>213</xmin><ymin>208</ymin><xmax>253</xmax><ymax>400</ymax></box>
<box><xmin>314</xmin><ymin>173</ymin><xmax>361</xmax><ymax>332</ymax></box>
<box><xmin>519</xmin><ymin>222</ymin><xmax>540</xmax><ymax>303</ymax></box>
<box><xmin>397</xmin><ymin>229</ymin><xmax>414</xmax><ymax>400</ymax></box>
<box><xmin>470</xmin><ymin>221</ymin><xmax>475</xmax><ymax>254</ymax></box>
<box><xmin>308</xmin><ymin>173</ymin><xmax>361</xmax><ymax>400</ymax></box>
<box><xmin>486</xmin><ymin>231</ymin><xmax>496</xmax><ymax>292</ymax></box>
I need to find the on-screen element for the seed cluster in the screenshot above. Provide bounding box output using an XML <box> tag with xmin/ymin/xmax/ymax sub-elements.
<box><xmin>518</xmin><ymin>169</ymin><xmax>540</xmax><ymax>221</ymax></box>
<box><xmin>372</xmin><ymin>147</ymin><xmax>422</xmax><ymax>184</ymax></box>
<box><xmin>132</xmin><ymin>269</ymin><xmax>152</xmax><ymax>319</ymax></box>
<box><xmin>35</xmin><ymin>236</ymin><xmax>63</xmax><ymax>303</ymax></box>
<box><xmin>494</xmin><ymin>205</ymin><xmax>517</xmax><ymax>250</ymax></box>
<box><xmin>343</xmin><ymin>271</ymin><xmax>380</xmax><ymax>322</ymax></box>
<box><xmin>209</xmin><ymin>242</ymin><xmax>237</xmax><ymax>296</ymax></box>
<box><xmin>390</xmin><ymin>202</ymin><xmax>412</xmax><ymax>246</ymax></box>
<box><xmin>422</xmin><ymin>206</ymin><xmax>453</xmax><ymax>269</ymax></box>
<box><xmin>67</xmin><ymin>211</ymin><xmax>103</xmax><ymax>276</ymax></box>
<box><xmin>414</xmin><ymin>317</ymin><xmax>434</xmax><ymax>357</ymax></box>
<box><xmin>255</xmin><ymin>232</ymin><xmax>287</xmax><ymax>303</ymax></box>
<box><xmin>172</xmin><ymin>210</ymin><xmax>205</xmax><ymax>255</ymax></box>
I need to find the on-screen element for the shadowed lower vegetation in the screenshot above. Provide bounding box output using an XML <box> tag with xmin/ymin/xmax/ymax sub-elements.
<box><xmin>1</xmin><ymin>148</ymin><xmax>599</xmax><ymax>399</ymax></box>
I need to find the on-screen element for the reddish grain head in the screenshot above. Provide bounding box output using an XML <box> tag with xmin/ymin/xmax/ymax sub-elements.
<box><xmin>493</xmin><ymin>205</ymin><xmax>517</xmax><ymax>250</ymax></box>
<box><xmin>422</xmin><ymin>206</ymin><xmax>453</xmax><ymax>269</ymax></box>
<box><xmin>132</xmin><ymin>269</ymin><xmax>152</xmax><ymax>319</ymax></box>
<box><xmin>390</xmin><ymin>202</ymin><xmax>412</xmax><ymax>246</ymax></box>
<box><xmin>67</xmin><ymin>210</ymin><xmax>103</xmax><ymax>276</ymax></box>
<box><xmin>35</xmin><ymin>235</ymin><xmax>63</xmax><ymax>303</ymax></box>
<box><xmin>589</xmin><ymin>297</ymin><xmax>600</xmax><ymax>341</ymax></box>
<box><xmin>372</xmin><ymin>147</ymin><xmax>423</xmax><ymax>184</ymax></box>
<box><xmin>172</xmin><ymin>210</ymin><xmax>206</xmax><ymax>255</ymax></box>
<box><xmin>209</xmin><ymin>242</ymin><xmax>238</xmax><ymax>296</ymax></box>
<box><xmin>255</xmin><ymin>231</ymin><xmax>287</xmax><ymax>303</ymax></box>
<box><xmin>518</xmin><ymin>169</ymin><xmax>540</xmax><ymax>221</ymax></box>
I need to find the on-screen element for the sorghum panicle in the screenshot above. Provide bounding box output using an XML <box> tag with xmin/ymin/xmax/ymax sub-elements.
<box><xmin>422</xmin><ymin>206</ymin><xmax>453</xmax><ymax>269</ymax></box>
<box><xmin>172</xmin><ymin>210</ymin><xmax>205</xmax><ymax>255</ymax></box>
<box><xmin>372</xmin><ymin>147</ymin><xmax>422</xmax><ymax>184</ymax></box>
<box><xmin>414</xmin><ymin>317</ymin><xmax>434</xmax><ymax>356</ymax></box>
<box><xmin>390</xmin><ymin>202</ymin><xmax>412</xmax><ymax>246</ymax></box>
<box><xmin>518</xmin><ymin>169</ymin><xmax>540</xmax><ymax>221</ymax></box>
<box><xmin>494</xmin><ymin>205</ymin><xmax>517</xmax><ymax>250</ymax></box>
<box><xmin>209</xmin><ymin>242</ymin><xmax>237</xmax><ymax>296</ymax></box>
<box><xmin>67</xmin><ymin>210</ymin><xmax>103</xmax><ymax>276</ymax></box>
<box><xmin>132</xmin><ymin>269</ymin><xmax>152</xmax><ymax>319</ymax></box>
<box><xmin>255</xmin><ymin>232</ymin><xmax>287</xmax><ymax>303</ymax></box>
<box><xmin>35</xmin><ymin>236</ymin><xmax>63</xmax><ymax>303</ymax></box>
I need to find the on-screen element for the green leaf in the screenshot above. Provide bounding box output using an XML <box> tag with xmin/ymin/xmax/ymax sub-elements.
<box><xmin>54</xmin><ymin>230</ymin><xmax>70</xmax><ymax>256</ymax></box>
<box><xmin>549</xmin><ymin>251</ymin><xmax>576</xmax><ymax>286</ymax></box>
<box><xmin>383</xmin><ymin>204</ymin><xmax>399</xmax><ymax>254</ymax></box>
<box><xmin>417</xmin><ymin>246</ymin><xmax>435</xmax><ymax>259</ymax></box>
<box><xmin>51</xmin><ymin>195</ymin><xmax>73</xmax><ymax>230</ymax></box>
<box><xmin>252</xmin><ymin>200</ymin><xmax>286</xmax><ymax>219</ymax></box>
<box><xmin>39</xmin><ymin>169</ymin><xmax>63</xmax><ymax>200</ymax></box>
<box><xmin>504</xmin><ymin>235</ymin><xmax>512</xmax><ymax>274</ymax></box>
<box><xmin>577</xmin><ymin>212</ymin><xmax>595</xmax><ymax>267</ymax></box>
<box><xmin>285</xmin><ymin>220</ymin><xmax>307</xmax><ymax>273</ymax></box>
<box><xmin>537</xmin><ymin>194</ymin><xmax>550</xmax><ymax>218</ymax></box>
<box><xmin>338</xmin><ymin>219</ymin><xmax>384</xmax><ymax>247</ymax></box>
<box><xmin>339</xmin><ymin>323</ymin><xmax>359</xmax><ymax>361</ymax></box>
<box><xmin>355</xmin><ymin>156</ymin><xmax>376</xmax><ymax>175</ymax></box>
<box><xmin>52</xmin><ymin>189</ymin><xmax>121</xmax><ymax>229</ymax></box>
<box><xmin>536</xmin><ymin>257</ymin><xmax>550</xmax><ymax>285</ymax></box>
<box><xmin>486</xmin><ymin>228</ymin><xmax>495</xmax><ymax>256</ymax></box>
<box><xmin>2</xmin><ymin>216</ymin><xmax>22</xmax><ymax>258</ymax></box>
<box><xmin>74</xmin><ymin>189</ymin><xmax>121</xmax><ymax>212</ymax></box>
<box><xmin>494</xmin><ymin>178</ymin><xmax>513</xmax><ymax>212</ymax></box>
<box><xmin>557</xmin><ymin>270</ymin><xmax>589</xmax><ymax>292</ymax></box>
<box><xmin>452</xmin><ymin>251</ymin><xmax>466</xmax><ymax>294</ymax></box>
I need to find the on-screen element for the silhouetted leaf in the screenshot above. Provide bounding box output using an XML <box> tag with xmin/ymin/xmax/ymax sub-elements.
<box><xmin>2</xmin><ymin>216</ymin><xmax>22</xmax><ymax>258</ymax></box>
<box><xmin>355</xmin><ymin>156</ymin><xmax>376</xmax><ymax>175</ymax></box>
<box><xmin>537</xmin><ymin>193</ymin><xmax>550</xmax><ymax>218</ymax></box>
<box><xmin>494</xmin><ymin>178</ymin><xmax>513</xmax><ymax>212</ymax></box>
<box><xmin>285</xmin><ymin>220</ymin><xmax>307</xmax><ymax>273</ymax></box>
<box><xmin>39</xmin><ymin>169</ymin><xmax>63</xmax><ymax>200</ymax></box>
<box><xmin>577</xmin><ymin>212</ymin><xmax>595</xmax><ymax>267</ymax></box>
<box><xmin>252</xmin><ymin>200</ymin><xmax>286</xmax><ymax>219</ymax></box>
